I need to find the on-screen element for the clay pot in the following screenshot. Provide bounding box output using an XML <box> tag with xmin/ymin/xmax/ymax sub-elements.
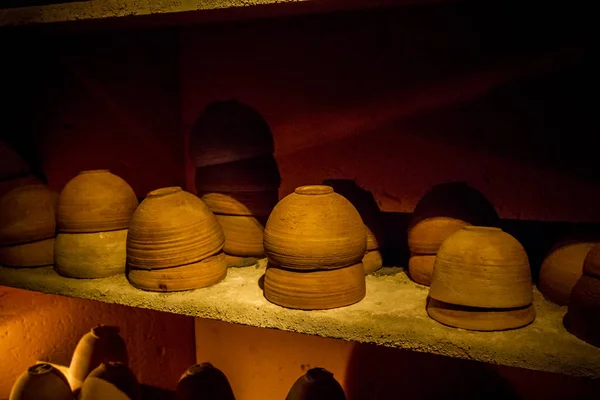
<box><xmin>566</xmin><ymin>275</ymin><xmax>600</xmax><ymax>347</ymax></box>
<box><xmin>362</xmin><ymin>250</ymin><xmax>382</xmax><ymax>275</ymax></box>
<box><xmin>128</xmin><ymin>252</ymin><xmax>228</xmax><ymax>292</ymax></box>
<box><xmin>127</xmin><ymin>187</ymin><xmax>224</xmax><ymax>269</ymax></box>
<box><xmin>0</xmin><ymin>175</ymin><xmax>44</xmax><ymax>198</ymax></box>
<box><xmin>408</xmin><ymin>182</ymin><xmax>498</xmax><ymax>254</ymax></box>
<box><xmin>79</xmin><ymin>362</ymin><xmax>141</xmax><ymax>400</ymax></box>
<box><xmin>539</xmin><ymin>241</ymin><xmax>597</xmax><ymax>306</ymax></box>
<box><xmin>0</xmin><ymin>237</ymin><xmax>54</xmax><ymax>267</ymax></box>
<box><xmin>264</xmin><ymin>185</ymin><xmax>366</xmax><ymax>270</ymax></box>
<box><xmin>176</xmin><ymin>362</ymin><xmax>235</xmax><ymax>400</ymax></box>
<box><xmin>70</xmin><ymin>326</ymin><xmax>128</xmax><ymax>388</ymax></box>
<box><xmin>189</xmin><ymin>100</ymin><xmax>274</xmax><ymax>168</ymax></box>
<box><xmin>427</xmin><ymin>298</ymin><xmax>536</xmax><ymax>331</ymax></box>
<box><xmin>217</xmin><ymin>215</ymin><xmax>266</xmax><ymax>257</ymax></box>
<box><xmin>0</xmin><ymin>184</ymin><xmax>57</xmax><ymax>245</ymax></box>
<box><xmin>408</xmin><ymin>254</ymin><xmax>436</xmax><ymax>286</ymax></box>
<box><xmin>57</xmin><ymin>170</ymin><xmax>138</xmax><ymax>233</ymax></box>
<box><xmin>200</xmin><ymin>190</ymin><xmax>278</xmax><ymax>216</ymax></box>
<box><xmin>429</xmin><ymin>226</ymin><xmax>532</xmax><ymax>309</ymax></box>
<box><xmin>194</xmin><ymin>155</ymin><xmax>280</xmax><ymax>192</ymax></box>
<box><xmin>286</xmin><ymin>368</ymin><xmax>346</xmax><ymax>400</ymax></box>
<box><xmin>365</xmin><ymin>226</ymin><xmax>378</xmax><ymax>251</ymax></box>
<box><xmin>264</xmin><ymin>263</ymin><xmax>366</xmax><ymax>310</ymax></box>
<box><xmin>9</xmin><ymin>363</ymin><xmax>73</xmax><ymax>400</ymax></box>
<box><xmin>584</xmin><ymin>244</ymin><xmax>600</xmax><ymax>279</ymax></box>
<box><xmin>224</xmin><ymin>254</ymin><xmax>260</xmax><ymax>268</ymax></box>
<box><xmin>0</xmin><ymin>140</ymin><xmax>29</xmax><ymax>181</ymax></box>
<box><xmin>54</xmin><ymin>230</ymin><xmax>127</xmax><ymax>279</ymax></box>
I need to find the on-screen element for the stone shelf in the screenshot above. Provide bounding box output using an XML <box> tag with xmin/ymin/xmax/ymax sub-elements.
<box><xmin>1</xmin><ymin>260</ymin><xmax>599</xmax><ymax>379</ymax></box>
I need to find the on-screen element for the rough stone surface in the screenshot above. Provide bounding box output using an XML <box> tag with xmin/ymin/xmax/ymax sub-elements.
<box><xmin>1</xmin><ymin>260</ymin><xmax>600</xmax><ymax>378</ymax></box>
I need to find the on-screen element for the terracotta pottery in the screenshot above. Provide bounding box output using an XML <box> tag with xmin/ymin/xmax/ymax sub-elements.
<box><xmin>264</xmin><ymin>185</ymin><xmax>366</xmax><ymax>270</ymax></box>
<box><xmin>176</xmin><ymin>363</ymin><xmax>235</xmax><ymax>400</ymax></box>
<box><xmin>217</xmin><ymin>215</ymin><xmax>266</xmax><ymax>257</ymax></box>
<box><xmin>54</xmin><ymin>230</ymin><xmax>127</xmax><ymax>279</ymax></box>
<box><xmin>539</xmin><ymin>241</ymin><xmax>597</xmax><ymax>306</ymax></box>
<box><xmin>0</xmin><ymin>140</ymin><xmax>29</xmax><ymax>181</ymax></box>
<box><xmin>194</xmin><ymin>155</ymin><xmax>280</xmax><ymax>192</ymax></box>
<box><xmin>408</xmin><ymin>182</ymin><xmax>498</xmax><ymax>254</ymax></box>
<box><xmin>190</xmin><ymin>100</ymin><xmax>274</xmax><ymax>168</ymax></box>
<box><xmin>225</xmin><ymin>254</ymin><xmax>260</xmax><ymax>268</ymax></box>
<box><xmin>70</xmin><ymin>326</ymin><xmax>128</xmax><ymax>389</ymax></box>
<box><xmin>0</xmin><ymin>175</ymin><xmax>43</xmax><ymax>198</ymax></box>
<box><xmin>584</xmin><ymin>244</ymin><xmax>600</xmax><ymax>279</ymax></box>
<box><xmin>566</xmin><ymin>274</ymin><xmax>600</xmax><ymax>347</ymax></box>
<box><xmin>9</xmin><ymin>363</ymin><xmax>73</xmax><ymax>400</ymax></box>
<box><xmin>264</xmin><ymin>263</ymin><xmax>366</xmax><ymax>310</ymax></box>
<box><xmin>79</xmin><ymin>362</ymin><xmax>141</xmax><ymax>400</ymax></box>
<box><xmin>128</xmin><ymin>252</ymin><xmax>227</xmax><ymax>292</ymax></box>
<box><xmin>429</xmin><ymin>226</ymin><xmax>532</xmax><ymax>309</ymax></box>
<box><xmin>0</xmin><ymin>237</ymin><xmax>54</xmax><ymax>267</ymax></box>
<box><xmin>0</xmin><ymin>184</ymin><xmax>57</xmax><ymax>245</ymax></box>
<box><xmin>362</xmin><ymin>250</ymin><xmax>382</xmax><ymax>275</ymax></box>
<box><xmin>427</xmin><ymin>298</ymin><xmax>536</xmax><ymax>331</ymax></box>
<box><xmin>365</xmin><ymin>225</ymin><xmax>379</xmax><ymax>251</ymax></box>
<box><xmin>200</xmin><ymin>190</ymin><xmax>278</xmax><ymax>216</ymax></box>
<box><xmin>286</xmin><ymin>368</ymin><xmax>346</xmax><ymax>400</ymax></box>
<box><xmin>127</xmin><ymin>187</ymin><xmax>224</xmax><ymax>269</ymax></box>
<box><xmin>408</xmin><ymin>254</ymin><xmax>436</xmax><ymax>286</ymax></box>
<box><xmin>57</xmin><ymin>170</ymin><xmax>138</xmax><ymax>233</ymax></box>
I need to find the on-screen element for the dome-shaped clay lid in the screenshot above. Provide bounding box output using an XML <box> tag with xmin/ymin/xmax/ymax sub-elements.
<box><xmin>286</xmin><ymin>368</ymin><xmax>346</xmax><ymax>400</ymax></box>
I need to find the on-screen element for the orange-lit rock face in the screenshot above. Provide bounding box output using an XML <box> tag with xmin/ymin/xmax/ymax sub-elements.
<box><xmin>0</xmin><ymin>286</ymin><xmax>194</xmax><ymax>396</ymax></box>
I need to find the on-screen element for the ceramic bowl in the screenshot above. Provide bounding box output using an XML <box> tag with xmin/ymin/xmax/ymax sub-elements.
<box><xmin>127</xmin><ymin>252</ymin><xmax>227</xmax><ymax>292</ymax></box>
<box><xmin>176</xmin><ymin>363</ymin><xmax>235</xmax><ymax>400</ymax></box>
<box><xmin>362</xmin><ymin>250</ymin><xmax>382</xmax><ymax>275</ymax></box>
<box><xmin>54</xmin><ymin>230</ymin><xmax>127</xmax><ymax>279</ymax></box>
<box><xmin>224</xmin><ymin>254</ymin><xmax>260</xmax><ymax>268</ymax></box>
<box><xmin>9</xmin><ymin>364</ymin><xmax>72</xmax><ymax>400</ymax></box>
<box><xmin>539</xmin><ymin>241</ymin><xmax>597</xmax><ymax>305</ymax></box>
<box><xmin>286</xmin><ymin>368</ymin><xmax>346</xmax><ymax>400</ymax></box>
<box><xmin>0</xmin><ymin>184</ymin><xmax>57</xmax><ymax>246</ymax></box>
<box><xmin>79</xmin><ymin>362</ymin><xmax>141</xmax><ymax>400</ymax></box>
<box><xmin>189</xmin><ymin>100</ymin><xmax>274</xmax><ymax>168</ymax></box>
<box><xmin>566</xmin><ymin>274</ymin><xmax>600</xmax><ymax>347</ymax></box>
<box><xmin>408</xmin><ymin>254</ymin><xmax>436</xmax><ymax>286</ymax></box>
<box><xmin>408</xmin><ymin>182</ymin><xmax>498</xmax><ymax>254</ymax></box>
<box><xmin>366</xmin><ymin>225</ymin><xmax>379</xmax><ymax>251</ymax></box>
<box><xmin>264</xmin><ymin>263</ymin><xmax>366</xmax><ymax>310</ymax></box>
<box><xmin>216</xmin><ymin>215</ymin><xmax>266</xmax><ymax>257</ymax></box>
<box><xmin>429</xmin><ymin>226</ymin><xmax>532</xmax><ymax>309</ymax></box>
<box><xmin>194</xmin><ymin>155</ymin><xmax>280</xmax><ymax>193</ymax></box>
<box><xmin>127</xmin><ymin>187</ymin><xmax>224</xmax><ymax>269</ymax></box>
<box><xmin>200</xmin><ymin>190</ymin><xmax>278</xmax><ymax>216</ymax></box>
<box><xmin>0</xmin><ymin>238</ymin><xmax>54</xmax><ymax>268</ymax></box>
<box><xmin>264</xmin><ymin>185</ymin><xmax>366</xmax><ymax>270</ymax></box>
<box><xmin>57</xmin><ymin>170</ymin><xmax>138</xmax><ymax>233</ymax></box>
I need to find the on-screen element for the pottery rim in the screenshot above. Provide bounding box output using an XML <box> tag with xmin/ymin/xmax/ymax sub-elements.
<box><xmin>294</xmin><ymin>185</ymin><xmax>334</xmax><ymax>195</ymax></box>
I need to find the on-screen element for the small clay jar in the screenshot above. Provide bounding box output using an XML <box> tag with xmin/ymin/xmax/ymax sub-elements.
<box><xmin>539</xmin><ymin>241</ymin><xmax>597</xmax><ymax>305</ymax></box>
<box><xmin>264</xmin><ymin>263</ymin><xmax>366</xmax><ymax>310</ymax></box>
<box><xmin>69</xmin><ymin>326</ymin><xmax>128</xmax><ymax>389</ymax></box>
<box><xmin>79</xmin><ymin>362</ymin><xmax>141</xmax><ymax>400</ymax></box>
<box><xmin>0</xmin><ymin>237</ymin><xmax>54</xmax><ymax>268</ymax></box>
<box><xmin>0</xmin><ymin>184</ymin><xmax>57</xmax><ymax>246</ymax></box>
<box><xmin>127</xmin><ymin>187</ymin><xmax>224</xmax><ymax>269</ymax></box>
<box><xmin>176</xmin><ymin>363</ymin><xmax>235</xmax><ymax>400</ymax></box>
<box><xmin>286</xmin><ymin>368</ymin><xmax>346</xmax><ymax>400</ymax></box>
<box><xmin>216</xmin><ymin>215</ymin><xmax>266</xmax><ymax>257</ymax></box>
<box><xmin>9</xmin><ymin>363</ymin><xmax>73</xmax><ymax>400</ymax></box>
<box><xmin>200</xmin><ymin>190</ymin><xmax>278</xmax><ymax>216</ymax></box>
<box><xmin>54</xmin><ymin>230</ymin><xmax>127</xmax><ymax>278</ymax></box>
<box><xmin>57</xmin><ymin>170</ymin><xmax>138</xmax><ymax>233</ymax></box>
<box><xmin>264</xmin><ymin>185</ymin><xmax>366</xmax><ymax>270</ymax></box>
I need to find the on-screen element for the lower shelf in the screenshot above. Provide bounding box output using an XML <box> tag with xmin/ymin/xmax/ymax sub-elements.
<box><xmin>1</xmin><ymin>260</ymin><xmax>599</xmax><ymax>378</ymax></box>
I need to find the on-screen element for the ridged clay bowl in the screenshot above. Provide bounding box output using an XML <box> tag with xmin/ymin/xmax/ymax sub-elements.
<box><xmin>362</xmin><ymin>250</ymin><xmax>382</xmax><ymax>275</ymax></box>
<box><xmin>57</xmin><ymin>170</ymin><xmax>138</xmax><ymax>233</ymax></box>
<box><xmin>429</xmin><ymin>226</ymin><xmax>533</xmax><ymax>309</ymax></box>
<box><xmin>9</xmin><ymin>364</ymin><xmax>72</xmax><ymax>400</ymax></box>
<box><xmin>539</xmin><ymin>241</ymin><xmax>597</xmax><ymax>305</ymax></box>
<box><xmin>200</xmin><ymin>190</ymin><xmax>278</xmax><ymax>216</ymax></box>
<box><xmin>54</xmin><ymin>230</ymin><xmax>127</xmax><ymax>278</ymax></box>
<box><xmin>408</xmin><ymin>254</ymin><xmax>436</xmax><ymax>286</ymax></box>
<box><xmin>0</xmin><ymin>184</ymin><xmax>57</xmax><ymax>246</ymax></box>
<box><xmin>127</xmin><ymin>187</ymin><xmax>224</xmax><ymax>269</ymax></box>
<box><xmin>194</xmin><ymin>155</ymin><xmax>280</xmax><ymax>192</ymax></box>
<box><xmin>0</xmin><ymin>238</ymin><xmax>54</xmax><ymax>268</ymax></box>
<box><xmin>128</xmin><ymin>252</ymin><xmax>227</xmax><ymax>292</ymax></box>
<box><xmin>176</xmin><ymin>363</ymin><xmax>235</xmax><ymax>400</ymax></box>
<box><xmin>264</xmin><ymin>185</ymin><xmax>366</xmax><ymax>270</ymax></box>
<box><xmin>264</xmin><ymin>263</ymin><xmax>366</xmax><ymax>310</ymax></box>
<box><xmin>216</xmin><ymin>214</ymin><xmax>266</xmax><ymax>257</ymax></box>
